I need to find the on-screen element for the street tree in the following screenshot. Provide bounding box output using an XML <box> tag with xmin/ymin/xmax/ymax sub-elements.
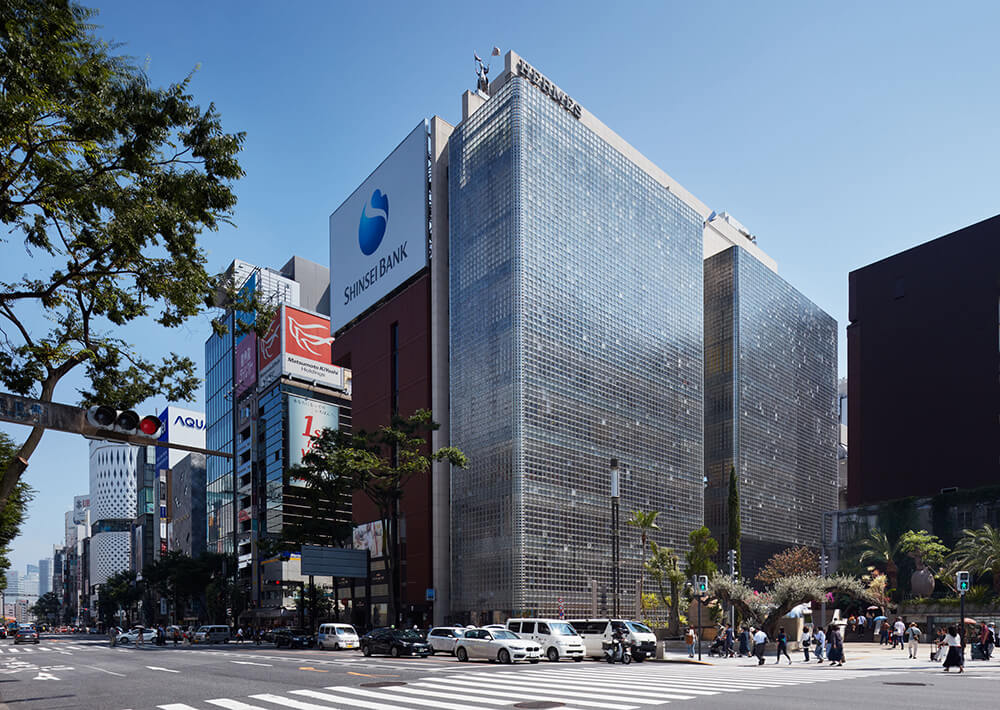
<box><xmin>710</xmin><ymin>573</ymin><xmax>874</xmax><ymax>638</ymax></box>
<box><xmin>302</xmin><ymin>409</ymin><xmax>468</xmax><ymax>626</ymax></box>
<box><xmin>0</xmin><ymin>0</ymin><xmax>246</xmax><ymax>507</ymax></box>
<box><xmin>0</xmin><ymin>433</ymin><xmax>34</xmax><ymax>580</ymax></box>
<box><xmin>626</xmin><ymin>509</ymin><xmax>659</xmax><ymax>609</ymax></box>
<box><xmin>30</xmin><ymin>591</ymin><xmax>60</xmax><ymax>624</ymax></box>
<box><xmin>755</xmin><ymin>546</ymin><xmax>820</xmax><ymax>585</ymax></box>
<box><xmin>951</xmin><ymin>524</ymin><xmax>1000</xmax><ymax>593</ymax></box>
<box><xmin>858</xmin><ymin>528</ymin><xmax>901</xmax><ymax>590</ymax></box>
<box><xmin>684</xmin><ymin>525</ymin><xmax>719</xmax><ymax>579</ymax></box>
<box><xmin>645</xmin><ymin>541</ymin><xmax>685</xmax><ymax>635</ymax></box>
<box><xmin>898</xmin><ymin>529</ymin><xmax>949</xmax><ymax>596</ymax></box>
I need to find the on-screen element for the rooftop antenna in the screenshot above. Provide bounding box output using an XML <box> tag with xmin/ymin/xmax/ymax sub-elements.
<box><xmin>474</xmin><ymin>47</ymin><xmax>501</xmax><ymax>94</ymax></box>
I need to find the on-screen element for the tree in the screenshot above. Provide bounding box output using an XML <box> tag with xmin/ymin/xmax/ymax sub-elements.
<box><xmin>97</xmin><ymin>569</ymin><xmax>142</xmax><ymax>627</ymax></box>
<box><xmin>710</xmin><ymin>573</ymin><xmax>874</xmax><ymax>638</ymax></box>
<box><xmin>627</xmin><ymin>509</ymin><xmax>659</xmax><ymax>609</ymax></box>
<box><xmin>684</xmin><ymin>526</ymin><xmax>719</xmax><ymax>579</ymax></box>
<box><xmin>858</xmin><ymin>528</ymin><xmax>901</xmax><ymax>590</ymax></box>
<box><xmin>645</xmin><ymin>541</ymin><xmax>686</xmax><ymax>635</ymax></box>
<box><xmin>31</xmin><ymin>591</ymin><xmax>60</xmax><ymax>624</ymax></box>
<box><xmin>727</xmin><ymin>466</ymin><xmax>741</xmax><ymax>577</ymax></box>
<box><xmin>0</xmin><ymin>433</ymin><xmax>34</xmax><ymax>580</ymax></box>
<box><xmin>300</xmin><ymin>409</ymin><xmax>468</xmax><ymax>626</ymax></box>
<box><xmin>0</xmin><ymin>0</ymin><xmax>246</xmax><ymax>507</ymax></box>
<box><xmin>755</xmin><ymin>546</ymin><xmax>820</xmax><ymax>585</ymax></box>
<box><xmin>951</xmin><ymin>524</ymin><xmax>1000</xmax><ymax>593</ymax></box>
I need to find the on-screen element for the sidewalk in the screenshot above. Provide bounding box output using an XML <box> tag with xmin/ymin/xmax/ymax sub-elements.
<box><xmin>657</xmin><ymin>641</ymin><xmax>1000</xmax><ymax>672</ymax></box>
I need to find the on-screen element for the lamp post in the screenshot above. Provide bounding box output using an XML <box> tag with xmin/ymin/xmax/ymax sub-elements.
<box><xmin>610</xmin><ymin>457</ymin><xmax>620</xmax><ymax>618</ymax></box>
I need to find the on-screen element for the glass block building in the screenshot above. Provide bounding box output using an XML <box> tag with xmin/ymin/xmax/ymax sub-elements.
<box><xmin>448</xmin><ymin>64</ymin><xmax>706</xmax><ymax>620</ymax></box>
<box><xmin>704</xmin><ymin>246</ymin><xmax>838</xmax><ymax>579</ymax></box>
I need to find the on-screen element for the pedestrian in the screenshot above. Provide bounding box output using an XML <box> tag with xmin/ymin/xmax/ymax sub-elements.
<box><xmin>942</xmin><ymin>625</ymin><xmax>964</xmax><ymax>672</ymax></box>
<box><xmin>801</xmin><ymin>625</ymin><xmax>812</xmax><ymax>662</ymax></box>
<box><xmin>775</xmin><ymin>626</ymin><xmax>792</xmax><ymax>664</ymax></box>
<box><xmin>136</xmin><ymin>627</ymin><xmax>144</xmax><ymax>647</ymax></box>
<box><xmin>108</xmin><ymin>626</ymin><xmax>119</xmax><ymax>648</ymax></box>
<box><xmin>813</xmin><ymin>625</ymin><xmax>826</xmax><ymax>662</ymax></box>
<box><xmin>237</xmin><ymin>626</ymin><xmax>244</xmax><ymax>644</ymax></box>
<box><xmin>255</xmin><ymin>627</ymin><xmax>262</xmax><ymax>646</ymax></box>
<box><xmin>827</xmin><ymin>625</ymin><xmax>844</xmax><ymax>666</ymax></box>
<box><xmin>905</xmin><ymin>622</ymin><xmax>921</xmax><ymax>659</ymax></box>
<box><xmin>685</xmin><ymin>627</ymin><xmax>696</xmax><ymax>658</ymax></box>
<box><xmin>892</xmin><ymin>617</ymin><xmax>905</xmax><ymax>649</ymax></box>
<box><xmin>738</xmin><ymin>625</ymin><xmax>750</xmax><ymax>657</ymax></box>
<box><xmin>724</xmin><ymin>623</ymin><xmax>735</xmax><ymax>657</ymax></box>
<box><xmin>985</xmin><ymin>622</ymin><xmax>996</xmax><ymax>661</ymax></box>
<box><xmin>880</xmin><ymin>620</ymin><xmax>890</xmax><ymax>645</ymax></box>
<box><xmin>753</xmin><ymin>628</ymin><xmax>769</xmax><ymax>665</ymax></box>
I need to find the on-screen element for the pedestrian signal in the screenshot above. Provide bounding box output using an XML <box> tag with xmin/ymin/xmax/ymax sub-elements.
<box><xmin>697</xmin><ymin>575</ymin><xmax>708</xmax><ymax>593</ymax></box>
<box><xmin>956</xmin><ymin>570</ymin><xmax>970</xmax><ymax>593</ymax></box>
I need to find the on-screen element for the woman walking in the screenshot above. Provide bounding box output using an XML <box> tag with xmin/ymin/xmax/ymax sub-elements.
<box><xmin>827</xmin><ymin>625</ymin><xmax>844</xmax><ymax>666</ymax></box>
<box><xmin>801</xmin><ymin>626</ymin><xmax>812</xmax><ymax>662</ymax></box>
<box><xmin>941</xmin><ymin>625</ymin><xmax>964</xmax><ymax>673</ymax></box>
<box><xmin>775</xmin><ymin>627</ymin><xmax>792</xmax><ymax>664</ymax></box>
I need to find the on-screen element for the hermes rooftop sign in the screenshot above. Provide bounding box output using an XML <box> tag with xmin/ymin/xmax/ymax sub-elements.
<box><xmin>514</xmin><ymin>58</ymin><xmax>582</xmax><ymax>119</ymax></box>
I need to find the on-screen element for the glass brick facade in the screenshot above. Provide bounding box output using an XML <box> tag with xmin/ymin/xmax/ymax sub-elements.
<box><xmin>704</xmin><ymin>246</ymin><xmax>838</xmax><ymax>578</ymax></box>
<box><xmin>205</xmin><ymin>312</ymin><xmax>234</xmax><ymax>554</ymax></box>
<box><xmin>449</xmin><ymin>77</ymin><xmax>705</xmax><ymax>619</ymax></box>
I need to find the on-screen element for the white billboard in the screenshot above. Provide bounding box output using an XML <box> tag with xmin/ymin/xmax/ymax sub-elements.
<box><xmin>329</xmin><ymin>121</ymin><xmax>428</xmax><ymax>332</ymax></box>
<box><xmin>286</xmin><ymin>394</ymin><xmax>340</xmax><ymax>485</ymax></box>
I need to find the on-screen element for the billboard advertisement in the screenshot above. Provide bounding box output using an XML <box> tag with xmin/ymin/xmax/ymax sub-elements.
<box><xmin>156</xmin><ymin>406</ymin><xmax>206</xmax><ymax>472</ymax></box>
<box><xmin>234</xmin><ymin>331</ymin><xmax>257</xmax><ymax>397</ymax></box>
<box><xmin>329</xmin><ymin>121</ymin><xmax>428</xmax><ymax>332</ymax></box>
<box><xmin>72</xmin><ymin>495</ymin><xmax>90</xmax><ymax>525</ymax></box>
<box><xmin>352</xmin><ymin>520</ymin><xmax>385</xmax><ymax>557</ymax></box>
<box><xmin>257</xmin><ymin>305</ymin><xmax>345</xmax><ymax>391</ymax></box>
<box><xmin>234</xmin><ymin>271</ymin><xmax>257</xmax><ymax>346</ymax></box>
<box><xmin>286</xmin><ymin>394</ymin><xmax>339</xmax><ymax>485</ymax></box>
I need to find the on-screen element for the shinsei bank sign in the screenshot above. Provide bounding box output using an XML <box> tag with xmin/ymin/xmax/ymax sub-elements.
<box><xmin>329</xmin><ymin>120</ymin><xmax>429</xmax><ymax>333</ymax></box>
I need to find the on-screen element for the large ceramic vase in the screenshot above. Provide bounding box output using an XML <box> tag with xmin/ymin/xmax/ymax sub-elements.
<box><xmin>911</xmin><ymin>567</ymin><xmax>935</xmax><ymax>597</ymax></box>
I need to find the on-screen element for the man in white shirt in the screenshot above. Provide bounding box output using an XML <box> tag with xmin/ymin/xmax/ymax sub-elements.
<box><xmin>813</xmin><ymin>626</ymin><xmax>826</xmax><ymax>662</ymax></box>
<box><xmin>753</xmin><ymin>628</ymin><xmax>768</xmax><ymax>665</ymax></box>
<box><xmin>893</xmin><ymin>618</ymin><xmax>906</xmax><ymax>649</ymax></box>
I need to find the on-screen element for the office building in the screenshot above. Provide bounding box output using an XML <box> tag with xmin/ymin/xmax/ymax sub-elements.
<box><xmin>703</xmin><ymin>246</ymin><xmax>838</xmax><ymax>579</ymax></box>
<box><xmin>328</xmin><ymin>51</ymin><xmax>836</xmax><ymax>622</ymax></box>
<box><xmin>847</xmin><ymin>215</ymin><xmax>1000</xmax><ymax>506</ymax></box>
<box><xmin>38</xmin><ymin>558</ymin><xmax>51</xmax><ymax>596</ymax></box>
<box><xmin>204</xmin><ymin>256</ymin><xmax>352</xmax><ymax>621</ymax></box>
<box><xmin>89</xmin><ymin>441</ymin><xmax>137</xmax><ymax>586</ymax></box>
<box><xmin>170</xmin><ymin>452</ymin><xmax>207</xmax><ymax>558</ymax></box>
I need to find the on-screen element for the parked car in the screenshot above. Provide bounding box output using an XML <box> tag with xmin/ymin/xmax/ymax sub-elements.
<box><xmin>455</xmin><ymin>627</ymin><xmax>541</xmax><ymax>664</ymax></box>
<box><xmin>274</xmin><ymin>628</ymin><xmax>315</xmax><ymax>649</ymax></box>
<box><xmin>193</xmin><ymin>625</ymin><xmax>231</xmax><ymax>644</ymax></box>
<box><xmin>426</xmin><ymin>626</ymin><xmax>468</xmax><ymax>655</ymax></box>
<box><xmin>569</xmin><ymin>618</ymin><xmax>658</xmax><ymax>661</ymax></box>
<box><xmin>506</xmin><ymin>618</ymin><xmax>585</xmax><ymax>662</ymax></box>
<box><xmin>360</xmin><ymin>628</ymin><xmax>431</xmax><ymax>657</ymax></box>
<box><xmin>115</xmin><ymin>627</ymin><xmax>153</xmax><ymax>645</ymax></box>
<box><xmin>13</xmin><ymin>626</ymin><xmax>39</xmax><ymax>645</ymax></box>
<box><xmin>317</xmin><ymin>623</ymin><xmax>359</xmax><ymax>650</ymax></box>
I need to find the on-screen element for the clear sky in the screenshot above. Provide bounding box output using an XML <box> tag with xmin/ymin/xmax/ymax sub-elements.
<box><xmin>4</xmin><ymin>0</ymin><xmax>999</xmax><ymax>575</ymax></box>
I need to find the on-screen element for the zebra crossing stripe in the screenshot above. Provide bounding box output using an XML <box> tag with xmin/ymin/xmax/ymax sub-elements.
<box><xmin>406</xmin><ymin>676</ymin><xmax>643</xmax><ymax>708</ymax></box>
<box><xmin>499</xmin><ymin>669</ymin><xmax>727</xmax><ymax>694</ymax></box>
<box><xmin>158</xmin><ymin>704</ymin><xmax>202</xmax><ymax>710</ymax></box>
<box><xmin>248</xmin><ymin>694</ymin><xmax>340</xmax><ymax>710</ymax></box>
<box><xmin>205</xmin><ymin>700</ymin><xmax>273</xmax><ymax>710</ymax></box>
<box><xmin>473</xmin><ymin>672</ymin><xmax>698</xmax><ymax>702</ymax></box>
<box><xmin>299</xmin><ymin>686</ymin><xmax>495</xmax><ymax>710</ymax></box>
<box><xmin>384</xmin><ymin>683</ymin><xmax>544</xmax><ymax>705</ymax></box>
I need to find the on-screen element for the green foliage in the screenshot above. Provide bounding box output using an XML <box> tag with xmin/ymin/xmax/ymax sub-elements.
<box><xmin>727</xmin><ymin>466</ymin><xmax>741</xmax><ymax>576</ymax></box>
<box><xmin>951</xmin><ymin>524</ymin><xmax>1000</xmax><ymax>592</ymax></box>
<box><xmin>0</xmin><ymin>0</ymin><xmax>245</xmax><ymax>505</ymax></box>
<box><xmin>30</xmin><ymin>591</ymin><xmax>60</xmax><ymax>624</ymax></box>
<box><xmin>684</xmin><ymin>526</ymin><xmax>718</xmax><ymax>578</ymax></box>
<box><xmin>710</xmin><ymin>573</ymin><xmax>873</xmax><ymax>638</ymax></box>
<box><xmin>0</xmin><ymin>433</ymin><xmax>34</xmax><ymax>580</ymax></box>
<box><xmin>898</xmin><ymin>529</ymin><xmax>949</xmax><ymax>570</ymax></box>
<box><xmin>756</xmin><ymin>546</ymin><xmax>819</xmax><ymax>585</ymax></box>
<box><xmin>627</xmin><ymin>509</ymin><xmax>660</xmax><ymax>607</ymax></box>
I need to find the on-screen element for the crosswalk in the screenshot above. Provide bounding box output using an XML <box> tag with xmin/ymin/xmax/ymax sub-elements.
<box><xmin>147</xmin><ymin>663</ymin><xmax>900</xmax><ymax>710</ymax></box>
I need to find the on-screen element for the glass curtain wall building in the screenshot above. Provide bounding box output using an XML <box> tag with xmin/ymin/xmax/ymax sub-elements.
<box><xmin>205</xmin><ymin>310</ymin><xmax>235</xmax><ymax>554</ymax></box>
<box><xmin>704</xmin><ymin>246</ymin><xmax>838</xmax><ymax>578</ymax></box>
<box><xmin>449</xmin><ymin>74</ymin><xmax>705</xmax><ymax>619</ymax></box>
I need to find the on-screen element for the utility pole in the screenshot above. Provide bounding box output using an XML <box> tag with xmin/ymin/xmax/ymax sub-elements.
<box><xmin>610</xmin><ymin>458</ymin><xmax>620</xmax><ymax>618</ymax></box>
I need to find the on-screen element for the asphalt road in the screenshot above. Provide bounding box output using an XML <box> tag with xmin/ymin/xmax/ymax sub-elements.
<box><xmin>1</xmin><ymin>635</ymin><xmax>998</xmax><ymax>710</ymax></box>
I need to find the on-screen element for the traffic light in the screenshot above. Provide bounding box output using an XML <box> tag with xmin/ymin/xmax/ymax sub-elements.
<box><xmin>697</xmin><ymin>575</ymin><xmax>709</xmax><ymax>594</ymax></box>
<box><xmin>727</xmin><ymin>549</ymin><xmax>737</xmax><ymax>575</ymax></box>
<box><xmin>86</xmin><ymin>406</ymin><xmax>162</xmax><ymax>439</ymax></box>
<box><xmin>957</xmin><ymin>570</ymin><xmax>970</xmax><ymax>593</ymax></box>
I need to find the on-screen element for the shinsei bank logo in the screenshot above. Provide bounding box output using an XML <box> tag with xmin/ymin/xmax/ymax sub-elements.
<box><xmin>358</xmin><ymin>188</ymin><xmax>389</xmax><ymax>255</ymax></box>
<box><xmin>343</xmin><ymin>187</ymin><xmax>409</xmax><ymax>306</ymax></box>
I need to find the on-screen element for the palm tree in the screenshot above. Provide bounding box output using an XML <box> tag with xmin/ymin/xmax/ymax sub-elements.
<box><xmin>858</xmin><ymin>528</ymin><xmax>901</xmax><ymax>591</ymax></box>
<box><xmin>645</xmin><ymin>541</ymin><xmax>686</xmax><ymax>634</ymax></box>
<box><xmin>951</xmin><ymin>524</ymin><xmax>1000</xmax><ymax>593</ymax></box>
<box><xmin>627</xmin><ymin>509</ymin><xmax>660</xmax><ymax>610</ymax></box>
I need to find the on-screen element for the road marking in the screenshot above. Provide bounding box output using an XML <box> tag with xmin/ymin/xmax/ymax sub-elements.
<box><xmin>205</xmin><ymin>701</ymin><xmax>272</xmax><ymax>710</ymax></box>
<box><xmin>296</xmin><ymin>666</ymin><xmax>327</xmax><ymax>672</ymax></box>
<box><xmin>249</xmin><ymin>694</ymin><xmax>335</xmax><ymax>709</ymax></box>
<box><xmin>85</xmin><ymin>665</ymin><xmax>126</xmax><ymax>677</ymax></box>
<box><xmin>231</xmin><ymin>661</ymin><xmax>272</xmax><ymax>667</ymax></box>
<box><xmin>158</xmin><ymin>705</ymin><xmax>202</xmax><ymax>710</ymax></box>
<box><xmin>346</xmin><ymin>671</ymin><xmax>400</xmax><ymax>677</ymax></box>
<box><xmin>32</xmin><ymin>671</ymin><xmax>59</xmax><ymax>680</ymax></box>
<box><xmin>146</xmin><ymin>665</ymin><xmax>180</xmax><ymax>673</ymax></box>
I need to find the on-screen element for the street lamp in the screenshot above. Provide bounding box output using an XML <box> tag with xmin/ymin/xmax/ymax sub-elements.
<box><xmin>610</xmin><ymin>457</ymin><xmax>620</xmax><ymax>618</ymax></box>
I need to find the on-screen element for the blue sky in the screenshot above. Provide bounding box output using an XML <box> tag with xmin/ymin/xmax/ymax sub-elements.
<box><xmin>4</xmin><ymin>0</ymin><xmax>999</xmax><ymax>575</ymax></box>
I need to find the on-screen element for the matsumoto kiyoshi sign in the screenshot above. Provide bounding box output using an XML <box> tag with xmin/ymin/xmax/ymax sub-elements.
<box><xmin>329</xmin><ymin>121</ymin><xmax>428</xmax><ymax>332</ymax></box>
<box><xmin>258</xmin><ymin>305</ymin><xmax>345</xmax><ymax>391</ymax></box>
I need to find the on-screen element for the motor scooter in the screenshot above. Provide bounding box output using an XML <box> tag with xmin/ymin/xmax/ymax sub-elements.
<box><xmin>603</xmin><ymin>638</ymin><xmax>632</xmax><ymax>664</ymax></box>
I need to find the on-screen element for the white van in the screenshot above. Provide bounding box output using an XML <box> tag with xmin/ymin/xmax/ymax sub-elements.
<box><xmin>506</xmin><ymin>618</ymin><xmax>585</xmax><ymax>662</ymax></box>
<box><xmin>569</xmin><ymin>618</ymin><xmax>658</xmax><ymax>661</ymax></box>
<box><xmin>193</xmin><ymin>625</ymin><xmax>230</xmax><ymax>644</ymax></box>
<box><xmin>317</xmin><ymin>623</ymin><xmax>359</xmax><ymax>650</ymax></box>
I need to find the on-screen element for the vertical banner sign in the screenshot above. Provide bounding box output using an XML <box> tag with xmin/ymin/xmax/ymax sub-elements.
<box><xmin>286</xmin><ymin>394</ymin><xmax>339</xmax><ymax>486</ymax></box>
<box><xmin>234</xmin><ymin>331</ymin><xmax>257</xmax><ymax>397</ymax></box>
<box><xmin>234</xmin><ymin>272</ymin><xmax>258</xmax><ymax>345</ymax></box>
<box><xmin>258</xmin><ymin>307</ymin><xmax>283</xmax><ymax>389</ymax></box>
